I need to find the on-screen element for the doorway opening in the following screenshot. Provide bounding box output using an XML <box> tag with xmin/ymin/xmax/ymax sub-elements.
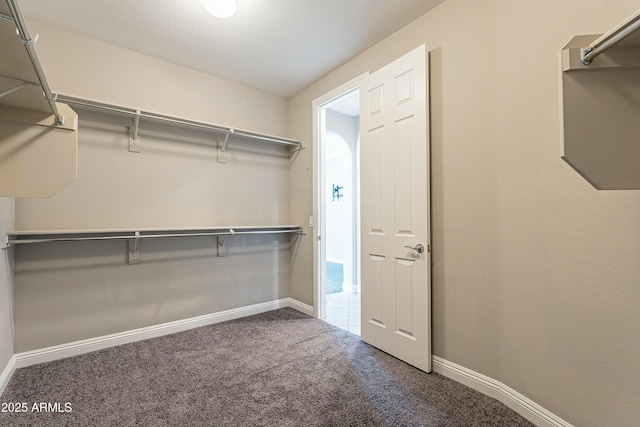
<box><xmin>314</xmin><ymin>76</ymin><xmax>365</xmax><ymax>336</ymax></box>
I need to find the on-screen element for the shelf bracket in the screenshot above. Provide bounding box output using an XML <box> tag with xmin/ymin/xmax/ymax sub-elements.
<box><xmin>129</xmin><ymin>110</ymin><xmax>141</xmax><ymax>153</ymax></box>
<box><xmin>16</xmin><ymin>29</ymin><xmax>38</xmax><ymax>46</ymax></box>
<box><xmin>217</xmin><ymin>130</ymin><xmax>233</xmax><ymax>163</ymax></box>
<box><xmin>217</xmin><ymin>228</ymin><xmax>235</xmax><ymax>257</ymax></box>
<box><xmin>127</xmin><ymin>231</ymin><xmax>141</xmax><ymax>264</ymax></box>
<box><xmin>580</xmin><ymin>47</ymin><xmax>594</xmax><ymax>65</ymax></box>
<box><xmin>289</xmin><ymin>144</ymin><xmax>305</xmax><ymax>155</ymax></box>
<box><xmin>1</xmin><ymin>235</ymin><xmax>10</xmax><ymax>250</ymax></box>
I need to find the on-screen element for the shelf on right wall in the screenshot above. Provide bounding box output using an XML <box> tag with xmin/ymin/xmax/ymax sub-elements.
<box><xmin>560</xmin><ymin>9</ymin><xmax>640</xmax><ymax>190</ymax></box>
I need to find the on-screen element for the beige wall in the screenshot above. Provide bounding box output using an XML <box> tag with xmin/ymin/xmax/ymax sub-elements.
<box><xmin>14</xmin><ymin>234</ymin><xmax>290</xmax><ymax>351</ymax></box>
<box><xmin>0</xmin><ymin>198</ymin><xmax>14</xmax><ymax>375</ymax></box>
<box><xmin>13</xmin><ymin>21</ymin><xmax>293</xmax><ymax>350</ymax></box>
<box><xmin>28</xmin><ymin>22</ymin><xmax>287</xmax><ymax>137</ymax></box>
<box><xmin>17</xmin><ymin>19</ymin><xmax>290</xmax><ymax>231</ymax></box>
<box><xmin>288</xmin><ymin>1</ymin><xmax>640</xmax><ymax>426</ymax></box>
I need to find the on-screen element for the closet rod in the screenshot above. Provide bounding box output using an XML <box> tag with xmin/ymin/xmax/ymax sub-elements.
<box><xmin>232</xmin><ymin>130</ymin><xmax>302</xmax><ymax>147</ymax></box>
<box><xmin>55</xmin><ymin>94</ymin><xmax>304</xmax><ymax>150</ymax></box>
<box><xmin>5</xmin><ymin>0</ymin><xmax>64</xmax><ymax>125</ymax></box>
<box><xmin>4</xmin><ymin>226</ymin><xmax>304</xmax><ymax>247</ymax></box>
<box><xmin>581</xmin><ymin>9</ymin><xmax>640</xmax><ymax>64</ymax></box>
<box><xmin>55</xmin><ymin>95</ymin><xmax>229</xmax><ymax>133</ymax></box>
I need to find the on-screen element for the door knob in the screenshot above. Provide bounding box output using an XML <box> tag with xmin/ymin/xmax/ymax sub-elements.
<box><xmin>404</xmin><ymin>243</ymin><xmax>425</xmax><ymax>254</ymax></box>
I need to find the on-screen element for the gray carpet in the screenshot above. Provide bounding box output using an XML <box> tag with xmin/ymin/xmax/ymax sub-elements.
<box><xmin>1</xmin><ymin>308</ymin><xmax>533</xmax><ymax>426</ymax></box>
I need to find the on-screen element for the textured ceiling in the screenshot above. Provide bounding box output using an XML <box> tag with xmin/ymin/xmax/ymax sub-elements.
<box><xmin>17</xmin><ymin>0</ymin><xmax>444</xmax><ymax>98</ymax></box>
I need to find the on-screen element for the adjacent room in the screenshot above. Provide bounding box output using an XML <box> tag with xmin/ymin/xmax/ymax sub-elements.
<box><xmin>1</xmin><ymin>1</ymin><xmax>639</xmax><ymax>426</ymax></box>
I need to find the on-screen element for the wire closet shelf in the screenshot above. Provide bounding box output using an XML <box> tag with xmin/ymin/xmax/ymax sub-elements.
<box><xmin>54</xmin><ymin>94</ymin><xmax>304</xmax><ymax>154</ymax></box>
<box><xmin>3</xmin><ymin>226</ymin><xmax>304</xmax><ymax>248</ymax></box>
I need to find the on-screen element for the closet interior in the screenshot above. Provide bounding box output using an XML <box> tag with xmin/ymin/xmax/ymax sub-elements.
<box><xmin>1</xmin><ymin>0</ymin><xmax>305</xmax><ymax>355</ymax></box>
<box><xmin>560</xmin><ymin>9</ymin><xmax>640</xmax><ymax>189</ymax></box>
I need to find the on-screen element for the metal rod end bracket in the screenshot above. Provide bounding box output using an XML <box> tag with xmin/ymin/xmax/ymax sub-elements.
<box><xmin>580</xmin><ymin>47</ymin><xmax>593</xmax><ymax>65</ymax></box>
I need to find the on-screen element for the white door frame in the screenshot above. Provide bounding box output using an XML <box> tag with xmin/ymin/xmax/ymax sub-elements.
<box><xmin>312</xmin><ymin>72</ymin><xmax>368</xmax><ymax>319</ymax></box>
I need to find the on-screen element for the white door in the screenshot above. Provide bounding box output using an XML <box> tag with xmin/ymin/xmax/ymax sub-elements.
<box><xmin>360</xmin><ymin>45</ymin><xmax>431</xmax><ymax>372</ymax></box>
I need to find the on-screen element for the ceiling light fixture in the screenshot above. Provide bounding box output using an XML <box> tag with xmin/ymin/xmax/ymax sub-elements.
<box><xmin>202</xmin><ymin>0</ymin><xmax>237</xmax><ymax>19</ymax></box>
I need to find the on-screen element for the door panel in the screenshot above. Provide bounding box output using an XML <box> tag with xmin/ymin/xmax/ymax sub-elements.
<box><xmin>368</xmin><ymin>254</ymin><xmax>385</xmax><ymax>326</ymax></box>
<box><xmin>368</xmin><ymin>126</ymin><xmax>386</xmax><ymax>234</ymax></box>
<box><xmin>360</xmin><ymin>44</ymin><xmax>431</xmax><ymax>372</ymax></box>
<box><xmin>395</xmin><ymin>115</ymin><xmax>415</xmax><ymax>235</ymax></box>
<box><xmin>395</xmin><ymin>258</ymin><xmax>415</xmax><ymax>338</ymax></box>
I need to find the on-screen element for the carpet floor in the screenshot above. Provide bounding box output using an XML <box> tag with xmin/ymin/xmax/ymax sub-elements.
<box><xmin>1</xmin><ymin>308</ymin><xmax>534</xmax><ymax>426</ymax></box>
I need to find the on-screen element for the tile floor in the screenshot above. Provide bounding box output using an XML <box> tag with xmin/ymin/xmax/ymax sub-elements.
<box><xmin>325</xmin><ymin>291</ymin><xmax>361</xmax><ymax>336</ymax></box>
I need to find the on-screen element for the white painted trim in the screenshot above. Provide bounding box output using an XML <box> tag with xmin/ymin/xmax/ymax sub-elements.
<box><xmin>0</xmin><ymin>355</ymin><xmax>16</xmax><ymax>397</ymax></box>
<box><xmin>283</xmin><ymin>297</ymin><xmax>314</xmax><ymax>317</ymax></box>
<box><xmin>13</xmin><ymin>298</ymin><xmax>312</xmax><ymax>369</ymax></box>
<box><xmin>432</xmin><ymin>356</ymin><xmax>573</xmax><ymax>427</ymax></box>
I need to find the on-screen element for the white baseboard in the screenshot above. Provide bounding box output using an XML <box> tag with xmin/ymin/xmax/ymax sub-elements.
<box><xmin>13</xmin><ymin>298</ymin><xmax>311</xmax><ymax>369</ymax></box>
<box><xmin>0</xmin><ymin>355</ymin><xmax>16</xmax><ymax>397</ymax></box>
<box><xmin>284</xmin><ymin>297</ymin><xmax>314</xmax><ymax>317</ymax></box>
<box><xmin>432</xmin><ymin>356</ymin><xmax>572</xmax><ymax>427</ymax></box>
